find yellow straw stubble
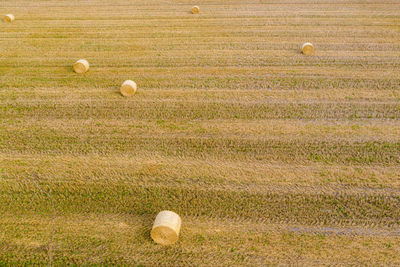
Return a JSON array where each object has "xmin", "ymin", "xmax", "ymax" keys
[
  {"xmin": 73, "ymin": 59, "xmax": 89, "ymax": 74},
  {"xmin": 4, "ymin": 14, "xmax": 15, "ymax": 22},
  {"xmin": 191, "ymin": 6, "xmax": 200, "ymax": 14},
  {"xmin": 120, "ymin": 80, "xmax": 137, "ymax": 96},
  {"xmin": 151, "ymin": 211, "xmax": 182, "ymax": 245},
  {"xmin": 302, "ymin": 42, "xmax": 314, "ymax": 55}
]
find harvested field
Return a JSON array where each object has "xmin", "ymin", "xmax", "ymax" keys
[{"xmin": 0, "ymin": 0, "xmax": 399, "ymax": 265}]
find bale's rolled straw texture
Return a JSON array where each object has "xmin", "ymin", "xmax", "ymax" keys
[
  {"xmin": 191, "ymin": 6, "xmax": 200, "ymax": 14},
  {"xmin": 4, "ymin": 14, "xmax": 15, "ymax": 22},
  {"xmin": 120, "ymin": 80, "xmax": 137, "ymax": 96},
  {"xmin": 151, "ymin": 211, "xmax": 181, "ymax": 245},
  {"xmin": 73, "ymin": 59, "xmax": 89, "ymax": 74},
  {"xmin": 302, "ymin": 42, "xmax": 314, "ymax": 55}
]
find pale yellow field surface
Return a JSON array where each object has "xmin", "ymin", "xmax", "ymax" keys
[{"xmin": 0, "ymin": 0, "xmax": 399, "ymax": 265}]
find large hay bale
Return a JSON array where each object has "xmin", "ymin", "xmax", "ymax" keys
[
  {"xmin": 73, "ymin": 59, "xmax": 89, "ymax": 74},
  {"xmin": 302, "ymin": 42, "xmax": 314, "ymax": 55},
  {"xmin": 191, "ymin": 6, "xmax": 200, "ymax": 14},
  {"xmin": 4, "ymin": 14, "xmax": 15, "ymax": 22},
  {"xmin": 151, "ymin": 211, "xmax": 181, "ymax": 245},
  {"xmin": 120, "ymin": 80, "xmax": 137, "ymax": 97}
]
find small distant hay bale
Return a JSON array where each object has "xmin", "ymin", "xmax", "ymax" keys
[
  {"xmin": 4, "ymin": 14, "xmax": 15, "ymax": 22},
  {"xmin": 151, "ymin": 211, "xmax": 181, "ymax": 245},
  {"xmin": 302, "ymin": 42, "xmax": 314, "ymax": 55},
  {"xmin": 120, "ymin": 80, "xmax": 137, "ymax": 97},
  {"xmin": 191, "ymin": 6, "xmax": 200, "ymax": 14},
  {"xmin": 73, "ymin": 59, "xmax": 89, "ymax": 74}
]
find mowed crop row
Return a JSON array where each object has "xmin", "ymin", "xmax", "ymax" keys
[
  {"xmin": 1, "ymin": 213, "xmax": 398, "ymax": 266},
  {"xmin": 1, "ymin": 123, "xmax": 400, "ymax": 163},
  {"xmin": 0, "ymin": 0, "xmax": 399, "ymax": 265}
]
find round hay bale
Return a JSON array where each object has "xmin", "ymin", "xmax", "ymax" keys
[
  {"xmin": 191, "ymin": 6, "xmax": 200, "ymax": 14},
  {"xmin": 120, "ymin": 80, "xmax": 137, "ymax": 97},
  {"xmin": 73, "ymin": 59, "xmax": 89, "ymax": 74},
  {"xmin": 4, "ymin": 14, "xmax": 15, "ymax": 22},
  {"xmin": 302, "ymin": 42, "xmax": 314, "ymax": 55},
  {"xmin": 151, "ymin": 210, "xmax": 181, "ymax": 245}
]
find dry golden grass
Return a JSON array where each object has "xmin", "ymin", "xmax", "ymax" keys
[{"xmin": 0, "ymin": 0, "xmax": 399, "ymax": 265}]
